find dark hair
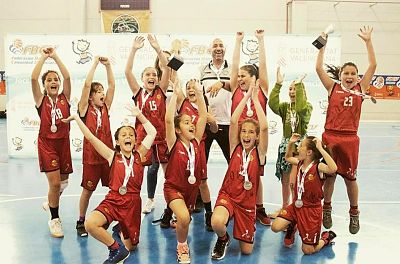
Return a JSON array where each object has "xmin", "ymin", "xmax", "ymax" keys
[
  {"xmin": 154, "ymin": 50, "xmax": 171, "ymax": 80},
  {"xmin": 90, "ymin": 82, "xmax": 103, "ymax": 96},
  {"xmin": 325, "ymin": 62, "xmax": 358, "ymax": 81},
  {"xmin": 41, "ymin": 70, "xmax": 60, "ymax": 85},
  {"xmin": 174, "ymin": 113, "xmax": 185, "ymax": 129},
  {"xmin": 240, "ymin": 64, "xmax": 259, "ymax": 80},
  {"xmin": 113, "ymin": 125, "xmax": 136, "ymax": 152},
  {"xmin": 303, "ymin": 136, "xmax": 330, "ymax": 161}
]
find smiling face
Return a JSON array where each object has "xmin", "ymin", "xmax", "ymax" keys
[
  {"xmin": 237, "ymin": 69, "xmax": 252, "ymax": 91},
  {"xmin": 340, "ymin": 64, "xmax": 359, "ymax": 89},
  {"xmin": 115, "ymin": 126, "xmax": 136, "ymax": 156},
  {"xmin": 239, "ymin": 120, "xmax": 259, "ymax": 152},
  {"xmin": 89, "ymin": 83, "xmax": 105, "ymax": 108},
  {"xmin": 42, "ymin": 71, "xmax": 61, "ymax": 97},
  {"xmin": 288, "ymin": 81, "xmax": 296, "ymax": 103},
  {"xmin": 186, "ymin": 80, "xmax": 197, "ymax": 103},
  {"xmin": 175, "ymin": 114, "xmax": 195, "ymax": 141},
  {"xmin": 211, "ymin": 39, "xmax": 225, "ymax": 62},
  {"xmin": 141, "ymin": 67, "xmax": 158, "ymax": 91}
]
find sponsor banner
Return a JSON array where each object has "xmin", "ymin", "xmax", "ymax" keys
[
  {"xmin": 101, "ymin": 10, "xmax": 150, "ymax": 33},
  {"xmin": 4, "ymin": 34, "xmax": 341, "ymax": 161},
  {"xmin": 367, "ymin": 75, "xmax": 400, "ymax": 99}
]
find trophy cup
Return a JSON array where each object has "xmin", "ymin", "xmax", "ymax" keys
[
  {"xmin": 312, "ymin": 24, "xmax": 334, "ymax": 49},
  {"xmin": 167, "ymin": 53, "xmax": 184, "ymax": 71}
]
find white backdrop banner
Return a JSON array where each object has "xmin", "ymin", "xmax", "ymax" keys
[{"xmin": 4, "ymin": 34, "xmax": 341, "ymax": 161}]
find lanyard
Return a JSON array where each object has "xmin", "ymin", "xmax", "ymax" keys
[
  {"xmin": 340, "ymin": 84, "xmax": 376, "ymax": 103},
  {"xmin": 240, "ymin": 147, "xmax": 255, "ymax": 183},
  {"xmin": 210, "ymin": 63, "xmax": 222, "ymax": 81},
  {"xmin": 242, "ymin": 90, "xmax": 253, "ymax": 117},
  {"xmin": 94, "ymin": 107, "xmax": 102, "ymax": 134},
  {"xmin": 48, "ymin": 95, "xmax": 58, "ymax": 132},
  {"xmin": 120, "ymin": 154, "xmax": 134, "ymax": 189},
  {"xmin": 296, "ymin": 161, "xmax": 314, "ymax": 200},
  {"xmin": 183, "ymin": 141, "xmax": 195, "ymax": 177},
  {"xmin": 289, "ymin": 103, "xmax": 297, "ymax": 133},
  {"xmin": 140, "ymin": 89, "xmax": 152, "ymax": 111}
]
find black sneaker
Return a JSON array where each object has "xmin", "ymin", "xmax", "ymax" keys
[
  {"xmin": 205, "ymin": 211, "xmax": 213, "ymax": 232},
  {"xmin": 193, "ymin": 193, "xmax": 204, "ymax": 213},
  {"xmin": 103, "ymin": 244, "xmax": 130, "ymax": 264},
  {"xmin": 152, "ymin": 208, "xmax": 173, "ymax": 228},
  {"xmin": 321, "ymin": 230, "xmax": 337, "ymax": 246},
  {"xmin": 211, "ymin": 233, "xmax": 230, "ymax": 260},
  {"xmin": 76, "ymin": 221, "xmax": 88, "ymax": 237}
]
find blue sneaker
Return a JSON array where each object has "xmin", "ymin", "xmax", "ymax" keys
[{"xmin": 103, "ymin": 244, "xmax": 129, "ymax": 264}]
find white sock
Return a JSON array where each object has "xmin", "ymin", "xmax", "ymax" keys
[{"xmin": 60, "ymin": 179, "xmax": 69, "ymax": 195}]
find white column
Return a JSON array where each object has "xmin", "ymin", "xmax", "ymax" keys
[
  {"xmin": 69, "ymin": 0, "xmax": 87, "ymax": 33},
  {"xmin": 291, "ymin": 1, "xmax": 308, "ymax": 34}
]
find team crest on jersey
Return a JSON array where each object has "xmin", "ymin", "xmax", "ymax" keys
[
  {"xmin": 51, "ymin": 159, "xmax": 58, "ymax": 167},
  {"xmin": 219, "ymin": 199, "xmax": 227, "ymax": 205},
  {"xmin": 104, "ymin": 207, "xmax": 110, "ymax": 214},
  {"xmin": 280, "ymin": 209, "xmax": 287, "ymax": 216},
  {"xmin": 87, "ymin": 181, "xmax": 93, "ymax": 188},
  {"xmin": 308, "ymin": 174, "xmax": 315, "ymax": 181},
  {"xmin": 60, "ymin": 99, "xmax": 65, "ymax": 105},
  {"xmin": 157, "ymin": 94, "xmax": 161, "ymax": 100}
]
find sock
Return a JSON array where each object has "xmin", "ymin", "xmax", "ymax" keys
[
  {"xmin": 349, "ymin": 205, "xmax": 359, "ymax": 215},
  {"xmin": 204, "ymin": 202, "xmax": 212, "ymax": 212},
  {"xmin": 256, "ymin": 204, "xmax": 264, "ymax": 211},
  {"xmin": 177, "ymin": 241, "xmax": 188, "ymax": 248},
  {"xmin": 218, "ymin": 233, "xmax": 228, "ymax": 241},
  {"xmin": 49, "ymin": 206, "xmax": 59, "ymax": 220},
  {"xmin": 60, "ymin": 179, "xmax": 69, "ymax": 195},
  {"xmin": 78, "ymin": 216, "xmax": 85, "ymax": 222},
  {"xmin": 108, "ymin": 240, "xmax": 119, "ymax": 250},
  {"xmin": 323, "ymin": 201, "xmax": 332, "ymax": 209}
]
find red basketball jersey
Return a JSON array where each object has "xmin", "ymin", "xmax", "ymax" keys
[
  {"xmin": 293, "ymin": 161, "xmax": 323, "ymax": 207},
  {"xmin": 108, "ymin": 152, "xmax": 144, "ymax": 196},
  {"xmin": 218, "ymin": 144, "xmax": 261, "ymax": 209},
  {"xmin": 82, "ymin": 104, "xmax": 113, "ymax": 165},
  {"xmin": 164, "ymin": 139, "xmax": 202, "ymax": 190},
  {"xmin": 37, "ymin": 93, "xmax": 70, "ymax": 139},
  {"xmin": 324, "ymin": 83, "xmax": 363, "ymax": 133},
  {"xmin": 231, "ymin": 88, "xmax": 267, "ymax": 123},
  {"xmin": 133, "ymin": 87, "xmax": 166, "ymax": 144},
  {"xmin": 178, "ymin": 98, "xmax": 206, "ymax": 141}
]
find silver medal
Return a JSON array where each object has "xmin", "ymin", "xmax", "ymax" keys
[
  {"xmin": 188, "ymin": 175, "xmax": 196, "ymax": 185},
  {"xmin": 50, "ymin": 124, "xmax": 57, "ymax": 133},
  {"xmin": 119, "ymin": 186, "xmax": 127, "ymax": 195},
  {"xmin": 246, "ymin": 109, "xmax": 253, "ymax": 117},
  {"xmin": 243, "ymin": 180, "xmax": 252, "ymax": 190},
  {"xmin": 295, "ymin": 199, "xmax": 303, "ymax": 208}
]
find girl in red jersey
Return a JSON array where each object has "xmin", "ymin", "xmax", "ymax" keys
[
  {"xmin": 211, "ymin": 79, "xmax": 268, "ymax": 260},
  {"xmin": 63, "ymin": 103, "xmax": 156, "ymax": 264},
  {"xmin": 230, "ymin": 30, "xmax": 271, "ymax": 225},
  {"xmin": 176, "ymin": 79, "xmax": 218, "ymax": 231},
  {"xmin": 271, "ymin": 133, "xmax": 337, "ymax": 254},
  {"xmin": 125, "ymin": 34, "xmax": 170, "ymax": 214},
  {"xmin": 316, "ymin": 26, "xmax": 377, "ymax": 234},
  {"xmin": 75, "ymin": 56, "xmax": 115, "ymax": 237},
  {"xmin": 164, "ymin": 80, "xmax": 207, "ymax": 264},
  {"xmin": 31, "ymin": 47, "xmax": 72, "ymax": 238}
]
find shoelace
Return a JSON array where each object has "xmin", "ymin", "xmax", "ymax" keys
[
  {"xmin": 214, "ymin": 239, "xmax": 227, "ymax": 255},
  {"xmin": 177, "ymin": 245, "xmax": 190, "ymax": 261}
]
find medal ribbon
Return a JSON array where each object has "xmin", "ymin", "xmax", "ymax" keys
[
  {"xmin": 94, "ymin": 107, "xmax": 102, "ymax": 134},
  {"xmin": 120, "ymin": 154, "xmax": 134, "ymax": 190},
  {"xmin": 140, "ymin": 89, "xmax": 152, "ymax": 111},
  {"xmin": 296, "ymin": 161, "xmax": 314, "ymax": 201},
  {"xmin": 183, "ymin": 141, "xmax": 195, "ymax": 179},
  {"xmin": 240, "ymin": 147, "xmax": 255, "ymax": 184},
  {"xmin": 210, "ymin": 63, "xmax": 222, "ymax": 81},
  {"xmin": 48, "ymin": 95, "xmax": 58, "ymax": 129},
  {"xmin": 289, "ymin": 103, "xmax": 297, "ymax": 133},
  {"xmin": 340, "ymin": 83, "xmax": 374, "ymax": 101}
]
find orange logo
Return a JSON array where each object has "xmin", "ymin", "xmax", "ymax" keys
[
  {"xmin": 104, "ymin": 207, "xmax": 110, "ymax": 214},
  {"xmin": 220, "ymin": 199, "xmax": 227, "ymax": 204},
  {"xmin": 308, "ymin": 174, "xmax": 315, "ymax": 181},
  {"xmin": 87, "ymin": 181, "xmax": 93, "ymax": 188},
  {"xmin": 51, "ymin": 159, "xmax": 58, "ymax": 167},
  {"xmin": 280, "ymin": 209, "xmax": 287, "ymax": 215},
  {"xmin": 157, "ymin": 94, "xmax": 161, "ymax": 100}
]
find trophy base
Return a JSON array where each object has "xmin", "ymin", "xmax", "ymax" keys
[
  {"xmin": 167, "ymin": 54, "xmax": 184, "ymax": 71},
  {"xmin": 312, "ymin": 36, "xmax": 327, "ymax": 49}
]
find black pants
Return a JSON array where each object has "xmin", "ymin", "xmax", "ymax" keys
[{"xmin": 205, "ymin": 125, "xmax": 230, "ymax": 164}]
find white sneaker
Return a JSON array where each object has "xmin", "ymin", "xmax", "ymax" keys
[
  {"xmin": 142, "ymin": 199, "xmax": 155, "ymax": 214},
  {"xmin": 48, "ymin": 218, "xmax": 64, "ymax": 238}
]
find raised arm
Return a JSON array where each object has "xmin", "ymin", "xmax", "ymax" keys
[
  {"xmin": 315, "ymin": 35, "xmax": 335, "ymax": 94},
  {"xmin": 285, "ymin": 133, "xmax": 301, "ymax": 165},
  {"xmin": 230, "ymin": 32, "xmax": 244, "ymax": 94},
  {"xmin": 78, "ymin": 56, "xmax": 100, "ymax": 116},
  {"xmin": 294, "ymin": 75, "xmax": 308, "ymax": 113},
  {"xmin": 31, "ymin": 49, "xmax": 48, "ymax": 107},
  {"xmin": 255, "ymin": 29, "xmax": 269, "ymax": 95},
  {"xmin": 63, "ymin": 115, "xmax": 114, "ymax": 164},
  {"xmin": 49, "ymin": 48, "xmax": 71, "ymax": 101},
  {"xmin": 357, "ymin": 26, "xmax": 377, "ymax": 93},
  {"xmin": 100, "ymin": 57, "xmax": 116, "ymax": 110},
  {"xmin": 194, "ymin": 81, "xmax": 207, "ymax": 143},
  {"xmin": 148, "ymin": 34, "xmax": 170, "ymax": 93},
  {"xmin": 165, "ymin": 81, "xmax": 179, "ymax": 150},
  {"xmin": 315, "ymin": 138, "xmax": 337, "ymax": 175},
  {"xmin": 252, "ymin": 81, "xmax": 268, "ymax": 159},
  {"xmin": 126, "ymin": 103, "xmax": 156, "ymax": 161},
  {"xmin": 229, "ymin": 78, "xmax": 254, "ymax": 154},
  {"xmin": 125, "ymin": 36, "xmax": 145, "ymax": 96},
  {"xmin": 268, "ymin": 66, "xmax": 284, "ymax": 115}
]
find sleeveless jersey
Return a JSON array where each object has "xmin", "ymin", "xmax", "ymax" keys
[
  {"xmin": 324, "ymin": 83, "xmax": 363, "ymax": 133},
  {"xmin": 231, "ymin": 88, "xmax": 267, "ymax": 123},
  {"xmin": 218, "ymin": 144, "xmax": 261, "ymax": 209},
  {"xmin": 133, "ymin": 86, "xmax": 166, "ymax": 144},
  {"xmin": 37, "ymin": 93, "xmax": 70, "ymax": 139},
  {"xmin": 81, "ymin": 104, "xmax": 113, "ymax": 165},
  {"xmin": 178, "ymin": 98, "xmax": 206, "ymax": 141},
  {"xmin": 293, "ymin": 161, "xmax": 323, "ymax": 207},
  {"xmin": 164, "ymin": 139, "xmax": 202, "ymax": 190},
  {"xmin": 108, "ymin": 152, "xmax": 144, "ymax": 196}
]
